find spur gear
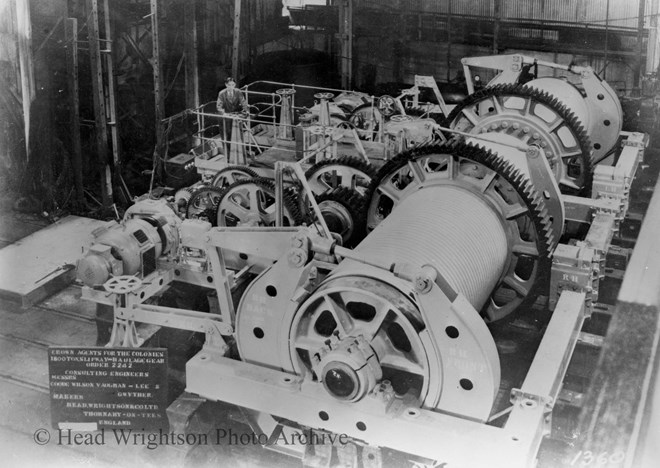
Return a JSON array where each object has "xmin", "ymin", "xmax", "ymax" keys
[
  {"xmin": 214, "ymin": 177, "xmax": 303, "ymax": 227},
  {"xmin": 313, "ymin": 187, "xmax": 367, "ymax": 248},
  {"xmin": 365, "ymin": 140, "xmax": 553, "ymax": 321},
  {"xmin": 185, "ymin": 185, "xmax": 225, "ymax": 225},
  {"xmin": 211, "ymin": 166, "xmax": 259, "ymax": 189},
  {"xmin": 305, "ymin": 155, "xmax": 377, "ymax": 196},
  {"xmin": 445, "ymin": 83, "xmax": 593, "ymax": 196}
]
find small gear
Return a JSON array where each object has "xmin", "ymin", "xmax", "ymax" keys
[
  {"xmin": 185, "ymin": 185, "xmax": 225, "ymax": 225},
  {"xmin": 313, "ymin": 187, "xmax": 367, "ymax": 248}
]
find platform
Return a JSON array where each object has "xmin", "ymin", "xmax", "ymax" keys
[{"xmin": 0, "ymin": 215, "xmax": 106, "ymax": 307}]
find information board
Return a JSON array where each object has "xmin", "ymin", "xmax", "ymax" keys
[{"xmin": 49, "ymin": 347, "xmax": 168, "ymax": 430}]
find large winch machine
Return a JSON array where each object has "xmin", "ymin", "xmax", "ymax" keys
[{"xmin": 75, "ymin": 54, "xmax": 648, "ymax": 467}]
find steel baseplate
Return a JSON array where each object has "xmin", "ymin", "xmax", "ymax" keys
[{"xmin": 185, "ymin": 291, "xmax": 585, "ymax": 468}]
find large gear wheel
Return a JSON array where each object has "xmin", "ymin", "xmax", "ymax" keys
[
  {"xmin": 445, "ymin": 83, "xmax": 593, "ymax": 196},
  {"xmin": 185, "ymin": 185, "xmax": 225, "ymax": 225},
  {"xmin": 214, "ymin": 177, "xmax": 303, "ymax": 227},
  {"xmin": 314, "ymin": 187, "xmax": 367, "ymax": 248},
  {"xmin": 305, "ymin": 155, "xmax": 377, "ymax": 196},
  {"xmin": 365, "ymin": 140, "xmax": 553, "ymax": 322},
  {"xmin": 211, "ymin": 165, "xmax": 259, "ymax": 189}
]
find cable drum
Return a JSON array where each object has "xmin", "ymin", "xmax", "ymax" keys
[{"xmin": 335, "ymin": 185, "xmax": 509, "ymax": 311}]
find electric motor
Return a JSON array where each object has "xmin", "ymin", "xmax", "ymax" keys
[{"xmin": 77, "ymin": 199, "xmax": 180, "ymax": 287}]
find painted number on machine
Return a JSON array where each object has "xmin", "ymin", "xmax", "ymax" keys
[
  {"xmin": 562, "ymin": 273, "xmax": 580, "ymax": 283},
  {"xmin": 569, "ymin": 450, "xmax": 625, "ymax": 466}
]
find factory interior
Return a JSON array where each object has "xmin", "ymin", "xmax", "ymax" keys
[{"xmin": 1, "ymin": 0, "xmax": 660, "ymax": 467}]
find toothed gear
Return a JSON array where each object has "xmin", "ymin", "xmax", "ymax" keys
[
  {"xmin": 305, "ymin": 155, "xmax": 377, "ymax": 196},
  {"xmin": 445, "ymin": 83, "xmax": 593, "ymax": 196},
  {"xmin": 214, "ymin": 177, "xmax": 303, "ymax": 227},
  {"xmin": 211, "ymin": 165, "xmax": 259, "ymax": 189},
  {"xmin": 185, "ymin": 185, "xmax": 225, "ymax": 225},
  {"xmin": 311, "ymin": 187, "xmax": 367, "ymax": 248},
  {"xmin": 364, "ymin": 140, "xmax": 553, "ymax": 322}
]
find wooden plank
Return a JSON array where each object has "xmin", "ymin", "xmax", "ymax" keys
[
  {"xmin": 618, "ymin": 175, "xmax": 660, "ymax": 306},
  {"xmin": 571, "ymin": 302, "xmax": 659, "ymax": 468},
  {"xmin": 0, "ymin": 216, "xmax": 106, "ymax": 307},
  {"xmin": 570, "ymin": 175, "xmax": 660, "ymax": 466}
]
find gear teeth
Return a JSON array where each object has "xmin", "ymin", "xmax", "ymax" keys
[
  {"xmin": 365, "ymin": 139, "xmax": 555, "ymax": 320},
  {"xmin": 213, "ymin": 177, "xmax": 304, "ymax": 226},
  {"xmin": 186, "ymin": 185, "xmax": 226, "ymax": 226},
  {"xmin": 445, "ymin": 83, "xmax": 593, "ymax": 196},
  {"xmin": 315, "ymin": 186, "xmax": 367, "ymax": 247},
  {"xmin": 305, "ymin": 155, "xmax": 377, "ymax": 185},
  {"xmin": 211, "ymin": 165, "xmax": 260, "ymax": 188}
]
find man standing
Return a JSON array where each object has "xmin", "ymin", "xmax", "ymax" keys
[
  {"xmin": 216, "ymin": 77, "xmax": 248, "ymax": 156},
  {"xmin": 216, "ymin": 77, "xmax": 248, "ymax": 115}
]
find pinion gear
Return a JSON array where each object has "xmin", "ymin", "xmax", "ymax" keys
[
  {"xmin": 185, "ymin": 185, "xmax": 225, "ymax": 225},
  {"xmin": 313, "ymin": 187, "xmax": 367, "ymax": 248}
]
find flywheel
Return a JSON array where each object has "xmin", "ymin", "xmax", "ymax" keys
[
  {"xmin": 445, "ymin": 84, "xmax": 593, "ymax": 196},
  {"xmin": 364, "ymin": 140, "xmax": 553, "ymax": 321},
  {"xmin": 214, "ymin": 178, "xmax": 303, "ymax": 227}
]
